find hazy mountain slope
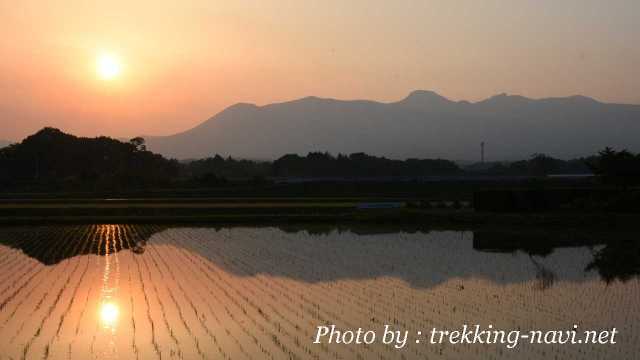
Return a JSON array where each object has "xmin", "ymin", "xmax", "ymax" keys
[
  {"xmin": 0, "ymin": 140, "xmax": 12, "ymax": 149},
  {"xmin": 145, "ymin": 91, "xmax": 640, "ymax": 160}
]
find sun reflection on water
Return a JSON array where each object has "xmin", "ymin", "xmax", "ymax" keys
[
  {"xmin": 100, "ymin": 301, "xmax": 120, "ymax": 328},
  {"xmin": 98, "ymin": 225, "xmax": 121, "ymax": 335}
]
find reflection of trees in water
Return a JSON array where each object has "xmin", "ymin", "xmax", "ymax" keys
[
  {"xmin": 132, "ymin": 238, "xmax": 147, "ymax": 254},
  {"xmin": 0, "ymin": 224, "xmax": 164, "ymax": 265},
  {"xmin": 0, "ymin": 224, "xmax": 638, "ymax": 285},
  {"xmin": 586, "ymin": 241, "xmax": 640, "ymax": 284},
  {"xmin": 529, "ymin": 255, "xmax": 556, "ymax": 290},
  {"xmin": 473, "ymin": 229, "xmax": 640, "ymax": 284}
]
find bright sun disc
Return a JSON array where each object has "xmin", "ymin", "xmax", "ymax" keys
[{"xmin": 96, "ymin": 53, "xmax": 122, "ymax": 80}]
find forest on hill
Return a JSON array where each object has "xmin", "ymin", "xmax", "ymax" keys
[
  {"xmin": 0, "ymin": 128, "xmax": 180, "ymax": 191},
  {"xmin": 1, "ymin": 128, "xmax": 637, "ymax": 192}
]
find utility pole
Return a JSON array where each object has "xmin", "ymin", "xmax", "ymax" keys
[{"xmin": 481, "ymin": 142, "xmax": 485, "ymax": 163}]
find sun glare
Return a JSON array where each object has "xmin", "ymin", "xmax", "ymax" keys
[
  {"xmin": 100, "ymin": 301, "xmax": 120, "ymax": 328},
  {"xmin": 96, "ymin": 53, "xmax": 122, "ymax": 80}
]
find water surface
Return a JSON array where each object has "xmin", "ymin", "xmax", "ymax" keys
[{"xmin": 0, "ymin": 225, "xmax": 638, "ymax": 359}]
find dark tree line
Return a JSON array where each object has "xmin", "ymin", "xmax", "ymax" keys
[
  {"xmin": 587, "ymin": 147, "xmax": 640, "ymax": 187},
  {"xmin": 1, "ymin": 128, "xmax": 638, "ymax": 192},
  {"xmin": 0, "ymin": 128, "xmax": 461, "ymax": 191},
  {"xmin": 183, "ymin": 155, "xmax": 271, "ymax": 186},
  {"xmin": 272, "ymin": 152, "xmax": 462, "ymax": 177},
  {"xmin": 0, "ymin": 128, "xmax": 180, "ymax": 191},
  {"xmin": 479, "ymin": 154, "xmax": 593, "ymax": 176}
]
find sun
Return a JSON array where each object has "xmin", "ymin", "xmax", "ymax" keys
[{"xmin": 96, "ymin": 53, "xmax": 122, "ymax": 80}]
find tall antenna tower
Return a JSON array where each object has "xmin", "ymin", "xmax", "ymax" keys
[{"xmin": 481, "ymin": 142, "xmax": 485, "ymax": 163}]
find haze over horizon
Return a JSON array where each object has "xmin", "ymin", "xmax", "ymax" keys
[
  {"xmin": 2, "ymin": 0, "xmax": 640, "ymax": 141},
  {"xmin": 4, "ymin": 90, "xmax": 639, "ymax": 143}
]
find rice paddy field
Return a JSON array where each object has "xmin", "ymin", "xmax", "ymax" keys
[{"xmin": 0, "ymin": 225, "xmax": 638, "ymax": 359}]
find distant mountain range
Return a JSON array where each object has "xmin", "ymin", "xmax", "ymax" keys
[
  {"xmin": 145, "ymin": 91, "xmax": 640, "ymax": 161},
  {"xmin": 0, "ymin": 140, "xmax": 12, "ymax": 149}
]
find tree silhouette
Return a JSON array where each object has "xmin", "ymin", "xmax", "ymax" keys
[
  {"xmin": 129, "ymin": 137, "xmax": 147, "ymax": 152},
  {"xmin": 0, "ymin": 128, "xmax": 179, "ymax": 191},
  {"xmin": 587, "ymin": 147, "xmax": 640, "ymax": 187}
]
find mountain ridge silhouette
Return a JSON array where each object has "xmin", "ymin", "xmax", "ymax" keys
[{"xmin": 144, "ymin": 90, "xmax": 640, "ymax": 161}]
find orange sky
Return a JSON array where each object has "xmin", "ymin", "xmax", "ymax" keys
[{"xmin": 1, "ymin": 0, "xmax": 639, "ymax": 141}]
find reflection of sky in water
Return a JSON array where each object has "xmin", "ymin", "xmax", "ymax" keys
[
  {"xmin": 168, "ymin": 228, "xmax": 602, "ymax": 287},
  {"xmin": 0, "ymin": 226, "xmax": 637, "ymax": 360}
]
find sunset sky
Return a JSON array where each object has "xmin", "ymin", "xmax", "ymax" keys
[{"xmin": 1, "ymin": 0, "xmax": 639, "ymax": 141}]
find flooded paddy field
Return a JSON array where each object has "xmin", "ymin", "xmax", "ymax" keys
[{"xmin": 0, "ymin": 225, "xmax": 638, "ymax": 359}]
